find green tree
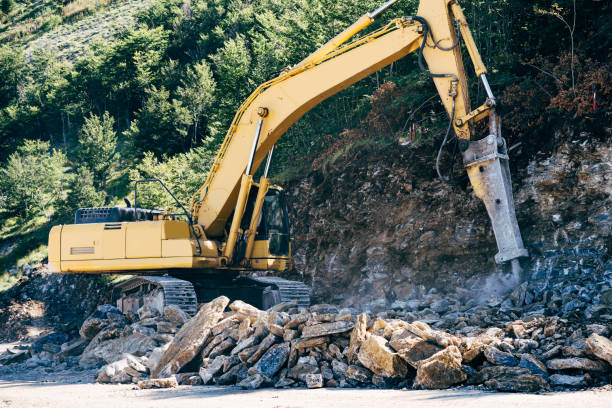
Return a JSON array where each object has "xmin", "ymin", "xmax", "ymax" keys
[
  {"xmin": 76, "ymin": 112, "xmax": 119, "ymax": 191},
  {"xmin": 209, "ymin": 34, "xmax": 252, "ymax": 139},
  {"xmin": 0, "ymin": 140, "xmax": 68, "ymax": 220},
  {"xmin": 123, "ymin": 85, "xmax": 192, "ymax": 157},
  {"xmin": 129, "ymin": 142, "xmax": 216, "ymax": 209},
  {"xmin": 176, "ymin": 61, "xmax": 216, "ymax": 146},
  {"xmin": 54, "ymin": 167, "xmax": 105, "ymax": 223},
  {"xmin": 0, "ymin": 45, "xmax": 27, "ymax": 108},
  {"xmin": 1, "ymin": 0, "xmax": 15, "ymax": 15}
]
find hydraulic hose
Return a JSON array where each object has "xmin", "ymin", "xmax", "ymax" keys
[
  {"xmin": 412, "ymin": 16, "xmax": 458, "ymax": 82},
  {"xmin": 412, "ymin": 15, "xmax": 467, "ymax": 185},
  {"xmin": 435, "ymin": 96, "xmax": 466, "ymax": 185}
]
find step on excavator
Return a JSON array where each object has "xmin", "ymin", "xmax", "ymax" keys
[{"xmin": 48, "ymin": 0, "xmax": 528, "ymax": 316}]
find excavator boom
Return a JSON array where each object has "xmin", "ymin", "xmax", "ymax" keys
[{"xmin": 191, "ymin": 0, "xmax": 527, "ymax": 265}]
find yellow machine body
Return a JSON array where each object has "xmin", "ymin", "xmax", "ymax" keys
[{"xmin": 48, "ymin": 219, "xmax": 291, "ymax": 274}]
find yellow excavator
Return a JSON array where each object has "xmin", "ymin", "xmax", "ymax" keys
[{"xmin": 48, "ymin": 0, "xmax": 528, "ymax": 315}]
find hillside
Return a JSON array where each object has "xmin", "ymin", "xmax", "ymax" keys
[
  {"xmin": 1, "ymin": 0, "xmax": 152, "ymax": 59},
  {"xmin": 0, "ymin": 0, "xmax": 610, "ymax": 304},
  {"xmin": 23, "ymin": 0, "xmax": 158, "ymax": 61}
]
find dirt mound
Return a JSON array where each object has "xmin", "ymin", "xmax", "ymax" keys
[{"xmin": 0, "ymin": 267, "xmax": 108, "ymax": 342}]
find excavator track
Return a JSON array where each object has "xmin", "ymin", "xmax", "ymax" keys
[
  {"xmin": 246, "ymin": 276, "xmax": 311, "ymax": 308},
  {"xmin": 112, "ymin": 274, "xmax": 310, "ymax": 317},
  {"xmin": 113, "ymin": 276, "xmax": 198, "ymax": 317}
]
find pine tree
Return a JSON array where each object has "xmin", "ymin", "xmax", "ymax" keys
[
  {"xmin": 0, "ymin": 140, "xmax": 68, "ymax": 220},
  {"xmin": 54, "ymin": 167, "xmax": 105, "ymax": 223},
  {"xmin": 76, "ymin": 112, "xmax": 119, "ymax": 191},
  {"xmin": 123, "ymin": 86, "xmax": 192, "ymax": 157},
  {"xmin": 176, "ymin": 61, "xmax": 216, "ymax": 147},
  {"xmin": 0, "ymin": 0, "xmax": 15, "ymax": 15}
]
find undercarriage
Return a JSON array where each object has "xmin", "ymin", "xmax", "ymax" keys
[{"xmin": 112, "ymin": 272, "xmax": 310, "ymax": 317}]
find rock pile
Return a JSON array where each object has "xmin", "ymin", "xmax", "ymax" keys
[{"xmin": 1, "ymin": 296, "xmax": 610, "ymax": 392}]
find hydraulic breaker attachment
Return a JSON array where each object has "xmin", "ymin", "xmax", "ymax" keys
[{"xmin": 462, "ymin": 114, "xmax": 528, "ymax": 265}]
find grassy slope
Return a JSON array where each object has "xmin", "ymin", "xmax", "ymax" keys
[
  {"xmin": 1, "ymin": 0, "xmax": 155, "ymax": 61},
  {"xmin": 24, "ymin": 0, "xmax": 158, "ymax": 61}
]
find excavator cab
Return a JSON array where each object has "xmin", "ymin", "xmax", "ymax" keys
[
  {"xmin": 241, "ymin": 187, "xmax": 290, "ymax": 256},
  {"xmin": 234, "ymin": 185, "xmax": 291, "ymax": 267}
]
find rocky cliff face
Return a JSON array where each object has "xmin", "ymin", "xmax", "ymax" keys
[{"xmin": 284, "ymin": 136, "xmax": 610, "ymax": 310}]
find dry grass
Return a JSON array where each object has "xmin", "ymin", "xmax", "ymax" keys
[
  {"xmin": 23, "ymin": 0, "xmax": 157, "ymax": 61},
  {"xmin": 62, "ymin": 0, "xmax": 113, "ymax": 19}
]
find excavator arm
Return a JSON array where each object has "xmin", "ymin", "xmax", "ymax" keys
[
  {"xmin": 190, "ymin": 0, "xmax": 527, "ymax": 266},
  {"xmin": 46, "ymin": 0, "xmax": 528, "ymax": 317}
]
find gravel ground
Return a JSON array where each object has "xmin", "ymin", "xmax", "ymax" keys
[{"xmin": 0, "ymin": 371, "xmax": 610, "ymax": 408}]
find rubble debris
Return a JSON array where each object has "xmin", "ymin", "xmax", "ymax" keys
[
  {"xmin": 151, "ymin": 296, "xmax": 229, "ymax": 378},
  {"xmin": 2, "ymin": 293, "xmax": 611, "ymax": 393},
  {"xmin": 306, "ymin": 373, "xmax": 324, "ymax": 388},
  {"xmin": 0, "ymin": 349, "xmax": 29, "ymax": 365}
]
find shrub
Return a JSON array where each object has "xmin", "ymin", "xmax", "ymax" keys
[
  {"xmin": 0, "ymin": 140, "xmax": 68, "ymax": 221},
  {"xmin": 54, "ymin": 167, "xmax": 105, "ymax": 223}
]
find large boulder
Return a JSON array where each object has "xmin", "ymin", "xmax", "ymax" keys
[
  {"xmin": 413, "ymin": 346, "xmax": 466, "ymax": 389},
  {"xmin": 96, "ymin": 354, "xmax": 149, "ymax": 384},
  {"xmin": 460, "ymin": 335, "xmax": 495, "ymax": 363},
  {"xmin": 395, "ymin": 338, "xmax": 442, "ymax": 368},
  {"xmin": 467, "ymin": 366, "xmax": 530, "ymax": 384},
  {"xmin": 346, "ymin": 365, "xmax": 373, "ymax": 383},
  {"xmin": 357, "ymin": 334, "xmax": 407, "ymax": 378},
  {"xmin": 79, "ymin": 331, "xmax": 156, "ymax": 368},
  {"xmin": 546, "ymin": 357, "xmax": 608, "ymax": 371},
  {"xmin": 251, "ymin": 342, "xmax": 290, "ymax": 378},
  {"xmin": 585, "ymin": 333, "xmax": 612, "ymax": 365},
  {"xmin": 485, "ymin": 374, "xmax": 549, "ymax": 392},
  {"xmin": 301, "ymin": 321, "xmax": 354, "ymax": 338},
  {"xmin": 484, "ymin": 345, "xmax": 518, "ymax": 366},
  {"xmin": 80, "ymin": 318, "xmax": 108, "ymax": 340},
  {"xmin": 549, "ymin": 374, "xmax": 587, "ymax": 387},
  {"xmin": 80, "ymin": 305, "xmax": 127, "ymax": 339},
  {"xmin": 238, "ymin": 373, "xmax": 265, "ymax": 389},
  {"xmin": 347, "ymin": 313, "xmax": 368, "ymax": 364},
  {"xmin": 518, "ymin": 354, "xmax": 548, "ymax": 376},
  {"xmin": 163, "ymin": 305, "xmax": 190, "ymax": 326},
  {"xmin": 467, "ymin": 366, "xmax": 549, "ymax": 392},
  {"xmin": 151, "ymin": 296, "xmax": 229, "ymax": 378}
]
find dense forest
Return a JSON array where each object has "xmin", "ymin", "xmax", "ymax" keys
[{"xmin": 0, "ymin": 0, "xmax": 609, "ymax": 280}]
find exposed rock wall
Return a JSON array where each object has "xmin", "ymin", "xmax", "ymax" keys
[{"xmin": 284, "ymin": 138, "xmax": 610, "ymax": 309}]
